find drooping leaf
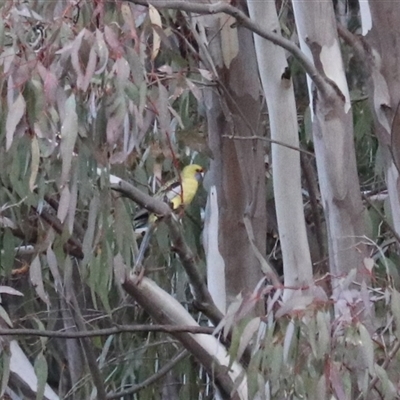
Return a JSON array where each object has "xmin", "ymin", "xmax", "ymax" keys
[
  {"xmin": 0, "ymin": 286, "xmax": 23, "ymax": 296},
  {"xmin": 358, "ymin": 323, "xmax": 374, "ymax": 374},
  {"xmin": 60, "ymin": 94, "xmax": 78, "ymax": 185},
  {"xmin": 33, "ymin": 352, "xmax": 48, "ymax": 400},
  {"xmin": 29, "ymin": 136, "xmax": 40, "ymax": 192},
  {"xmin": 57, "ymin": 185, "xmax": 70, "ymax": 223},
  {"xmin": 29, "ymin": 255, "xmax": 50, "ymax": 306},
  {"xmin": 149, "ymin": 5, "xmax": 162, "ymax": 60},
  {"xmin": 6, "ymin": 93, "xmax": 25, "ymax": 151},
  {"xmin": 0, "ymin": 305, "xmax": 13, "ymax": 327},
  {"xmin": 82, "ymin": 193, "xmax": 100, "ymax": 266}
]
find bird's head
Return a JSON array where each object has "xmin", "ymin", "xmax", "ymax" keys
[{"xmin": 182, "ymin": 164, "xmax": 204, "ymax": 182}]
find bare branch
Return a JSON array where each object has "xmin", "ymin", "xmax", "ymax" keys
[
  {"xmin": 35, "ymin": 207, "xmax": 84, "ymax": 259},
  {"xmin": 243, "ymin": 216, "xmax": 281, "ymax": 287},
  {"xmin": 222, "ymin": 134, "xmax": 315, "ymax": 157},
  {"xmin": 106, "ymin": 350, "xmax": 188, "ymax": 399},
  {"xmin": 69, "ymin": 288, "xmax": 107, "ymax": 400},
  {"xmin": 0, "ymin": 325, "xmax": 214, "ymax": 338},
  {"xmin": 116, "ymin": 265, "xmax": 246, "ymax": 399},
  {"xmin": 165, "ymin": 218, "xmax": 224, "ymax": 324},
  {"xmin": 110, "ymin": 178, "xmax": 224, "ymax": 324},
  {"xmin": 126, "ymin": 0, "xmax": 332, "ymax": 97},
  {"xmin": 110, "ymin": 178, "xmax": 172, "ymax": 217}
]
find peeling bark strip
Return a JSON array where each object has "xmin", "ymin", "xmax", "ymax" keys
[
  {"xmin": 198, "ymin": 7, "xmax": 267, "ymax": 303},
  {"xmin": 292, "ymin": 1, "xmax": 367, "ymax": 283},
  {"xmin": 361, "ymin": 2, "xmax": 400, "ymax": 236}
]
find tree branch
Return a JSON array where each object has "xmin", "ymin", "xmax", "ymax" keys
[
  {"xmin": 0, "ymin": 325, "xmax": 214, "ymax": 338},
  {"xmin": 109, "ymin": 177, "xmax": 224, "ymax": 325},
  {"xmin": 165, "ymin": 218, "xmax": 224, "ymax": 324},
  {"xmin": 106, "ymin": 350, "xmax": 188, "ymax": 399},
  {"xmin": 126, "ymin": 0, "xmax": 333, "ymax": 97},
  {"xmin": 35, "ymin": 207, "xmax": 84, "ymax": 259},
  {"xmin": 69, "ymin": 288, "xmax": 107, "ymax": 400},
  {"xmin": 222, "ymin": 134, "xmax": 315, "ymax": 157},
  {"xmin": 110, "ymin": 178, "xmax": 173, "ymax": 217},
  {"xmin": 115, "ymin": 264, "xmax": 246, "ymax": 399}
]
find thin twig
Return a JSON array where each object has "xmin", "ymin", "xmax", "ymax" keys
[
  {"xmin": 109, "ymin": 176, "xmax": 224, "ymax": 325},
  {"xmin": 126, "ymin": 0, "xmax": 333, "ymax": 99},
  {"xmin": 355, "ymin": 339, "xmax": 400, "ymax": 400},
  {"xmin": 362, "ymin": 193, "xmax": 400, "ymax": 244},
  {"xmin": 222, "ymin": 134, "xmax": 315, "ymax": 157},
  {"xmin": 0, "ymin": 324, "xmax": 213, "ymax": 338},
  {"xmin": 243, "ymin": 215, "xmax": 281, "ymax": 287},
  {"xmin": 106, "ymin": 350, "xmax": 189, "ymax": 399},
  {"xmin": 35, "ymin": 207, "xmax": 84, "ymax": 259},
  {"xmin": 70, "ymin": 290, "xmax": 107, "ymax": 400}
]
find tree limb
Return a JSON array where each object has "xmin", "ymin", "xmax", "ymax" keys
[
  {"xmin": 109, "ymin": 178, "xmax": 224, "ymax": 325},
  {"xmin": 0, "ymin": 325, "xmax": 214, "ymax": 338},
  {"xmin": 115, "ymin": 262, "xmax": 247, "ymax": 400},
  {"xmin": 125, "ymin": 0, "xmax": 333, "ymax": 98}
]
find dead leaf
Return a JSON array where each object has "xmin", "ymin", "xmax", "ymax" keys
[{"xmin": 149, "ymin": 5, "xmax": 162, "ymax": 60}]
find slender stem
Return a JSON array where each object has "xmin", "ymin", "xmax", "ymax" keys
[
  {"xmin": 0, "ymin": 325, "xmax": 214, "ymax": 338},
  {"xmin": 106, "ymin": 350, "xmax": 189, "ymax": 399}
]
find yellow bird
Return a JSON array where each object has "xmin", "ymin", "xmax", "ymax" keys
[
  {"xmin": 134, "ymin": 164, "xmax": 204, "ymax": 228},
  {"xmin": 133, "ymin": 164, "xmax": 204, "ymax": 269},
  {"xmin": 157, "ymin": 164, "xmax": 204, "ymax": 210}
]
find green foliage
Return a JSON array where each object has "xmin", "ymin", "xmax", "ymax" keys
[
  {"xmin": 0, "ymin": 1, "xmax": 400, "ymax": 399},
  {"xmin": 0, "ymin": 0, "xmax": 208, "ymax": 397}
]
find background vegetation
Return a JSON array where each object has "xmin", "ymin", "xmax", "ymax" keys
[{"xmin": 0, "ymin": 1, "xmax": 399, "ymax": 399}]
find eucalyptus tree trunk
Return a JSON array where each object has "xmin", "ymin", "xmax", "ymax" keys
[
  {"xmin": 246, "ymin": 1, "xmax": 313, "ymax": 297},
  {"xmin": 359, "ymin": 2, "xmax": 400, "ymax": 236},
  {"xmin": 292, "ymin": 1, "xmax": 367, "ymax": 284},
  {"xmin": 195, "ymin": 12, "xmax": 266, "ymax": 304}
]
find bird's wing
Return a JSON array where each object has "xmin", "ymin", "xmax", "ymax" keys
[{"xmin": 133, "ymin": 166, "xmax": 202, "ymax": 229}]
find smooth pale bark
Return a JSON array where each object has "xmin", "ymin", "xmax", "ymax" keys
[
  {"xmin": 197, "ymin": 14, "xmax": 266, "ymax": 303},
  {"xmin": 203, "ymin": 186, "xmax": 226, "ymax": 313},
  {"xmin": 6, "ymin": 340, "xmax": 60, "ymax": 400},
  {"xmin": 292, "ymin": 2, "xmax": 367, "ymax": 283},
  {"xmin": 247, "ymin": 1, "xmax": 313, "ymax": 297},
  {"xmin": 116, "ymin": 261, "xmax": 247, "ymax": 400},
  {"xmin": 360, "ymin": 2, "xmax": 400, "ymax": 236}
]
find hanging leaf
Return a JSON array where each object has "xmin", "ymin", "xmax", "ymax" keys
[
  {"xmin": 34, "ymin": 352, "xmax": 48, "ymax": 400},
  {"xmin": 57, "ymin": 185, "xmax": 71, "ymax": 223},
  {"xmin": 46, "ymin": 244, "xmax": 62, "ymax": 290},
  {"xmin": 358, "ymin": 323, "xmax": 374, "ymax": 374},
  {"xmin": 70, "ymin": 29, "xmax": 86, "ymax": 85},
  {"xmin": 29, "ymin": 255, "xmax": 50, "ymax": 306},
  {"xmin": 104, "ymin": 25, "xmax": 123, "ymax": 57},
  {"xmin": 94, "ymin": 29, "xmax": 109, "ymax": 74},
  {"xmin": 0, "ymin": 304, "xmax": 13, "ymax": 327},
  {"xmin": 237, "ymin": 317, "xmax": 260, "ymax": 361},
  {"xmin": 82, "ymin": 193, "xmax": 100, "ymax": 265},
  {"xmin": 60, "ymin": 94, "xmax": 78, "ymax": 185},
  {"xmin": 149, "ymin": 4, "xmax": 162, "ymax": 60},
  {"xmin": 0, "ymin": 286, "xmax": 23, "ymax": 296},
  {"xmin": 390, "ymin": 99, "xmax": 400, "ymax": 173},
  {"xmin": 6, "ymin": 93, "xmax": 26, "ymax": 151},
  {"xmin": 29, "ymin": 136, "xmax": 40, "ymax": 192}
]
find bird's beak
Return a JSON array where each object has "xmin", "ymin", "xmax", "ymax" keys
[{"xmin": 197, "ymin": 170, "xmax": 205, "ymax": 182}]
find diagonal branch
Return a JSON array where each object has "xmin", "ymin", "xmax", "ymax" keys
[
  {"xmin": 106, "ymin": 350, "xmax": 188, "ymax": 399},
  {"xmin": 109, "ymin": 178, "xmax": 224, "ymax": 324},
  {"xmin": 126, "ymin": 0, "xmax": 333, "ymax": 98},
  {"xmin": 115, "ymin": 261, "xmax": 246, "ymax": 400},
  {"xmin": 0, "ymin": 325, "xmax": 214, "ymax": 338}
]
